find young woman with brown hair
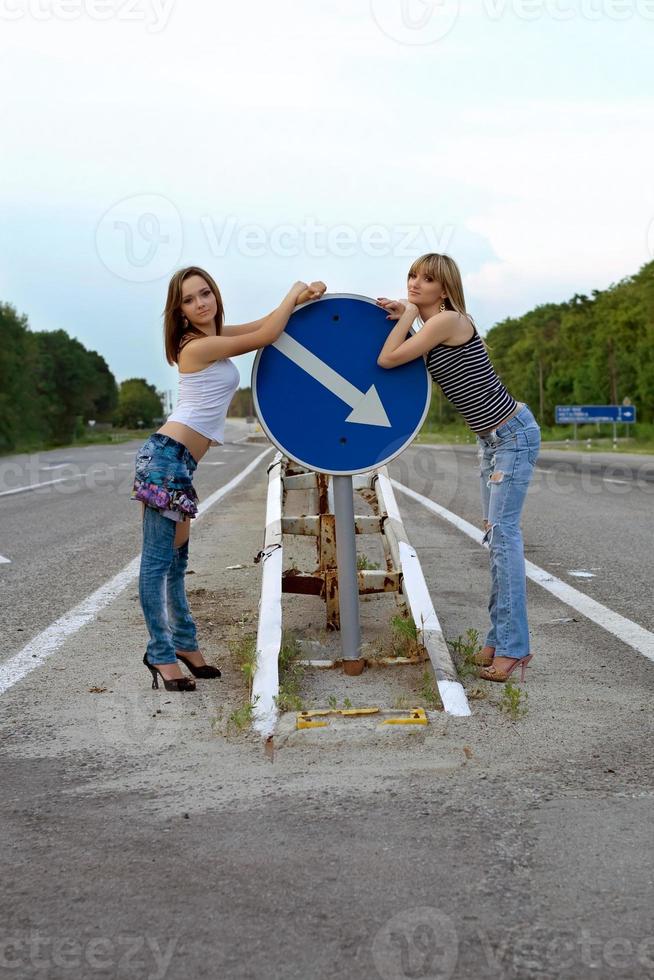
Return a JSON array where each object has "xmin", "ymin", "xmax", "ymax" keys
[
  {"xmin": 131, "ymin": 267, "xmax": 326, "ymax": 691},
  {"xmin": 377, "ymin": 253, "xmax": 540, "ymax": 683}
]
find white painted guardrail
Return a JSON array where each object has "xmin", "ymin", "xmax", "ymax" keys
[
  {"xmin": 372, "ymin": 468, "xmax": 470, "ymax": 717},
  {"xmin": 251, "ymin": 456, "xmax": 470, "ymax": 738},
  {"xmin": 251, "ymin": 453, "xmax": 284, "ymax": 738}
]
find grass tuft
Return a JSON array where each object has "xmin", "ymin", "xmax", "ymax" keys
[
  {"xmin": 356, "ymin": 554, "xmax": 380, "ymax": 570},
  {"xmin": 230, "ymin": 633, "xmax": 258, "ymax": 695},
  {"xmin": 274, "ymin": 630, "xmax": 305, "ymax": 712},
  {"xmin": 227, "ymin": 696, "xmax": 260, "ymax": 732},
  {"xmin": 498, "ymin": 679, "xmax": 529, "ymax": 720},
  {"xmin": 449, "ymin": 628, "xmax": 482, "ymax": 680},
  {"xmin": 419, "ymin": 668, "xmax": 443, "ymax": 710}
]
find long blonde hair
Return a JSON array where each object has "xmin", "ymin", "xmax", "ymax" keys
[
  {"xmin": 163, "ymin": 266, "xmax": 225, "ymax": 366},
  {"xmin": 408, "ymin": 253, "xmax": 477, "ymax": 329}
]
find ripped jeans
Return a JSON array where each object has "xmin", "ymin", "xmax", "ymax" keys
[
  {"xmin": 139, "ymin": 506, "xmax": 199, "ymax": 665},
  {"xmin": 477, "ymin": 405, "xmax": 541, "ymax": 659}
]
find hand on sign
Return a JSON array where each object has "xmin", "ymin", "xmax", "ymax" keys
[
  {"xmin": 376, "ymin": 297, "xmax": 407, "ymax": 321},
  {"xmin": 296, "ymin": 281, "xmax": 327, "ymax": 305},
  {"xmin": 290, "ymin": 281, "xmax": 309, "ymax": 301}
]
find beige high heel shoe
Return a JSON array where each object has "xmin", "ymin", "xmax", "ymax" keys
[
  {"xmin": 473, "ymin": 645, "xmax": 495, "ymax": 667},
  {"xmin": 479, "ymin": 654, "xmax": 534, "ymax": 683}
]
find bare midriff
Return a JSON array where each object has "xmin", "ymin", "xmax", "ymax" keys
[{"xmin": 155, "ymin": 421, "xmax": 213, "ymax": 465}]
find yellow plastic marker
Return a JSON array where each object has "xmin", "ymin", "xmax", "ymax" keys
[
  {"xmin": 382, "ymin": 708, "xmax": 428, "ymax": 726},
  {"xmin": 296, "ymin": 706, "xmax": 381, "ymax": 729},
  {"xmin": 339, "ymin": 707, "xmax": 380, "ymax": 717},
  {"xmin": 296, "ymin": 717, "xmax": 329, "ymax": 729}
]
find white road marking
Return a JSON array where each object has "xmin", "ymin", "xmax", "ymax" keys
[
  {"xmin": 603, "ymin": 478, "xmax": 629, "ymax": 485},
  {"xmin": 272, "ymin": 332, "xmax": 391, "ymax": 427},
  {"xmin": 392, "ymin": 479, "xmax": 654, "ymax": 664},
  {"xmin": 0, "ymin": 555, "xmax": 11, "ymax": 564},
  {"xmin": 39, "ymin": 463, "xmax": 72, "ymax": 470},
  {"xmin": 568, "ymin": 570, "xmax": 596, "ymax": 578},
  {"xmin": 0, "ymin": 476, "xmax": 82, "ymax": 497},
  {"xmin": 200, "ymin": 461, "xmax": 225, "ymax": 466},
  {"xmin": 0, "ymin": 448, "xmax": 273, "ymax": 696}
]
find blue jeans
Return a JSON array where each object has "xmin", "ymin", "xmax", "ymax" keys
[
  {"xmin": 477, "ymin": 405, "xmax": 541, "ymax": 660},
  {"xmin": 139, "ymin": 506, "xmax": 199, "ymax": 665}
]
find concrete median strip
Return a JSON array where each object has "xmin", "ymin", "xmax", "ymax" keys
[
  {"xmin": 0, "ymin": 448, "xmax": 273, "ymax": 697},
  {"xmin": 392, "ymin": 479, "xmax": 654, "ymax": 665}
]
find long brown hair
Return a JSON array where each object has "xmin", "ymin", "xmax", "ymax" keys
[{"xmin": 163, "ymin": 266, "xmax": 225, "ymax": 365}]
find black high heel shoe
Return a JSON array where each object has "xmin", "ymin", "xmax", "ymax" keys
[
  {"xmin": 176, "ymin": 651, "xmax": 221, "ymax": 679},
  {"xmin": 143, "ymin": 653, "xmax": 197, "ymax": 691}
]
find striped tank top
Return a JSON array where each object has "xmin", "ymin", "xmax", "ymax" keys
[{"xmin": 426, "ymin": 321, "xmax": 517, "ymax": 434}]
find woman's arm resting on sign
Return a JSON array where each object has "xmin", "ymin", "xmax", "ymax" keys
[
  {"xmin": 376, "ymin": 297, "xmax": 407, "ymax": 321},
  {"xmin": 222, "ymin": 281, "xmax": 326, "ymax": 338},
  {"xmin": 377, "ymin": 303, "xmax": 457, "ymax": 368},
  {"xmin": 187, "ymin": 281, "xmax": 326, "ymax": 363}
]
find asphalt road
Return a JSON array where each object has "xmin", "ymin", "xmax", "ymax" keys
[
  {"xmin": 0, "ymin": 419, "xmax": 264, "ymax": 663},
  {"xmin": 389, "ymin": 443, "xmax": 654, "ymax": 633},
  {"xmin": 1, "ymin": 433, "xmax": 652, "ymax": 980},
  {"xmin": 2, "ymin": 436, "xmax": 652, "ymax": 665}
]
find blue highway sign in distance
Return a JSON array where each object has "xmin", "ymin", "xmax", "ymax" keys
[
  {"xmin": 556, "ymin": 405, "xmax": 637, "ymax": 424},
  {"xmin": 252, "ymin": 293, "xmax": 432, "ymax": 476}
]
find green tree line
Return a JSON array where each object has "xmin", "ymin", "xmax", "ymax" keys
[
  {"xmin": 4, "ymin": 258, "xmax": 652, "ymax": 450},
  {"xmin": 462, "ymin": 259, "xmax": 654, "ymax": 427},
  {"xmin": 0, "ymin": 303, "xmax": 163, "ymax": 452},
  {"xmin": 232, "ymin": 253, "xmax": 654, "ymax": 432},
  {"xmin": 227, "ymin": 387, "xmax": 254, "ymax": 418}
]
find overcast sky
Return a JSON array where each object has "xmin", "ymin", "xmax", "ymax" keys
[{"xmin": 1, "ymin": 0, "xmax": 653, "ymax": 403}]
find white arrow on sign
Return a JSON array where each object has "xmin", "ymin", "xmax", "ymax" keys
[{"xmin": 272, "ymin": 332, "xmax": 391, "ymax": 428}]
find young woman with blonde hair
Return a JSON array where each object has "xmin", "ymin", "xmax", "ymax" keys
[
  {"xmin": 131, "ymin": 267, "xmax": 325, "ymax": 691},
  {"xmin": 377, "ymin": 254, "xmax": 540, "ymax": 683}
]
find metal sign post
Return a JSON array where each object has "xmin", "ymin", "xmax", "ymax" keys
[
  {"xmin": 332, "ymin": 475, "xmax": 363, "ymax": 673},
  {"xmin": 252, "ymin": 293, "xmax": 431, "ymax": 672}
]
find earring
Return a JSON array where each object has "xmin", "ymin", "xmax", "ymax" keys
[
  {"xmin": 183, "ymin": 316, "xmax": 189, "ymax": 328},
  {"xmin": 439, "ymin": 300, "xmax": 446, "ymax": 313}
]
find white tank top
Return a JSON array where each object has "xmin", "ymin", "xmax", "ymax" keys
[{"xmin": 167, "ymin": 359, "xmax": 240, "ymax": 446}]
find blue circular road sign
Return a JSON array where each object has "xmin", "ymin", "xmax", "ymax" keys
[{"xmin": 252, "ymin": 294, "xmax": 431, "ymax": 475}]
